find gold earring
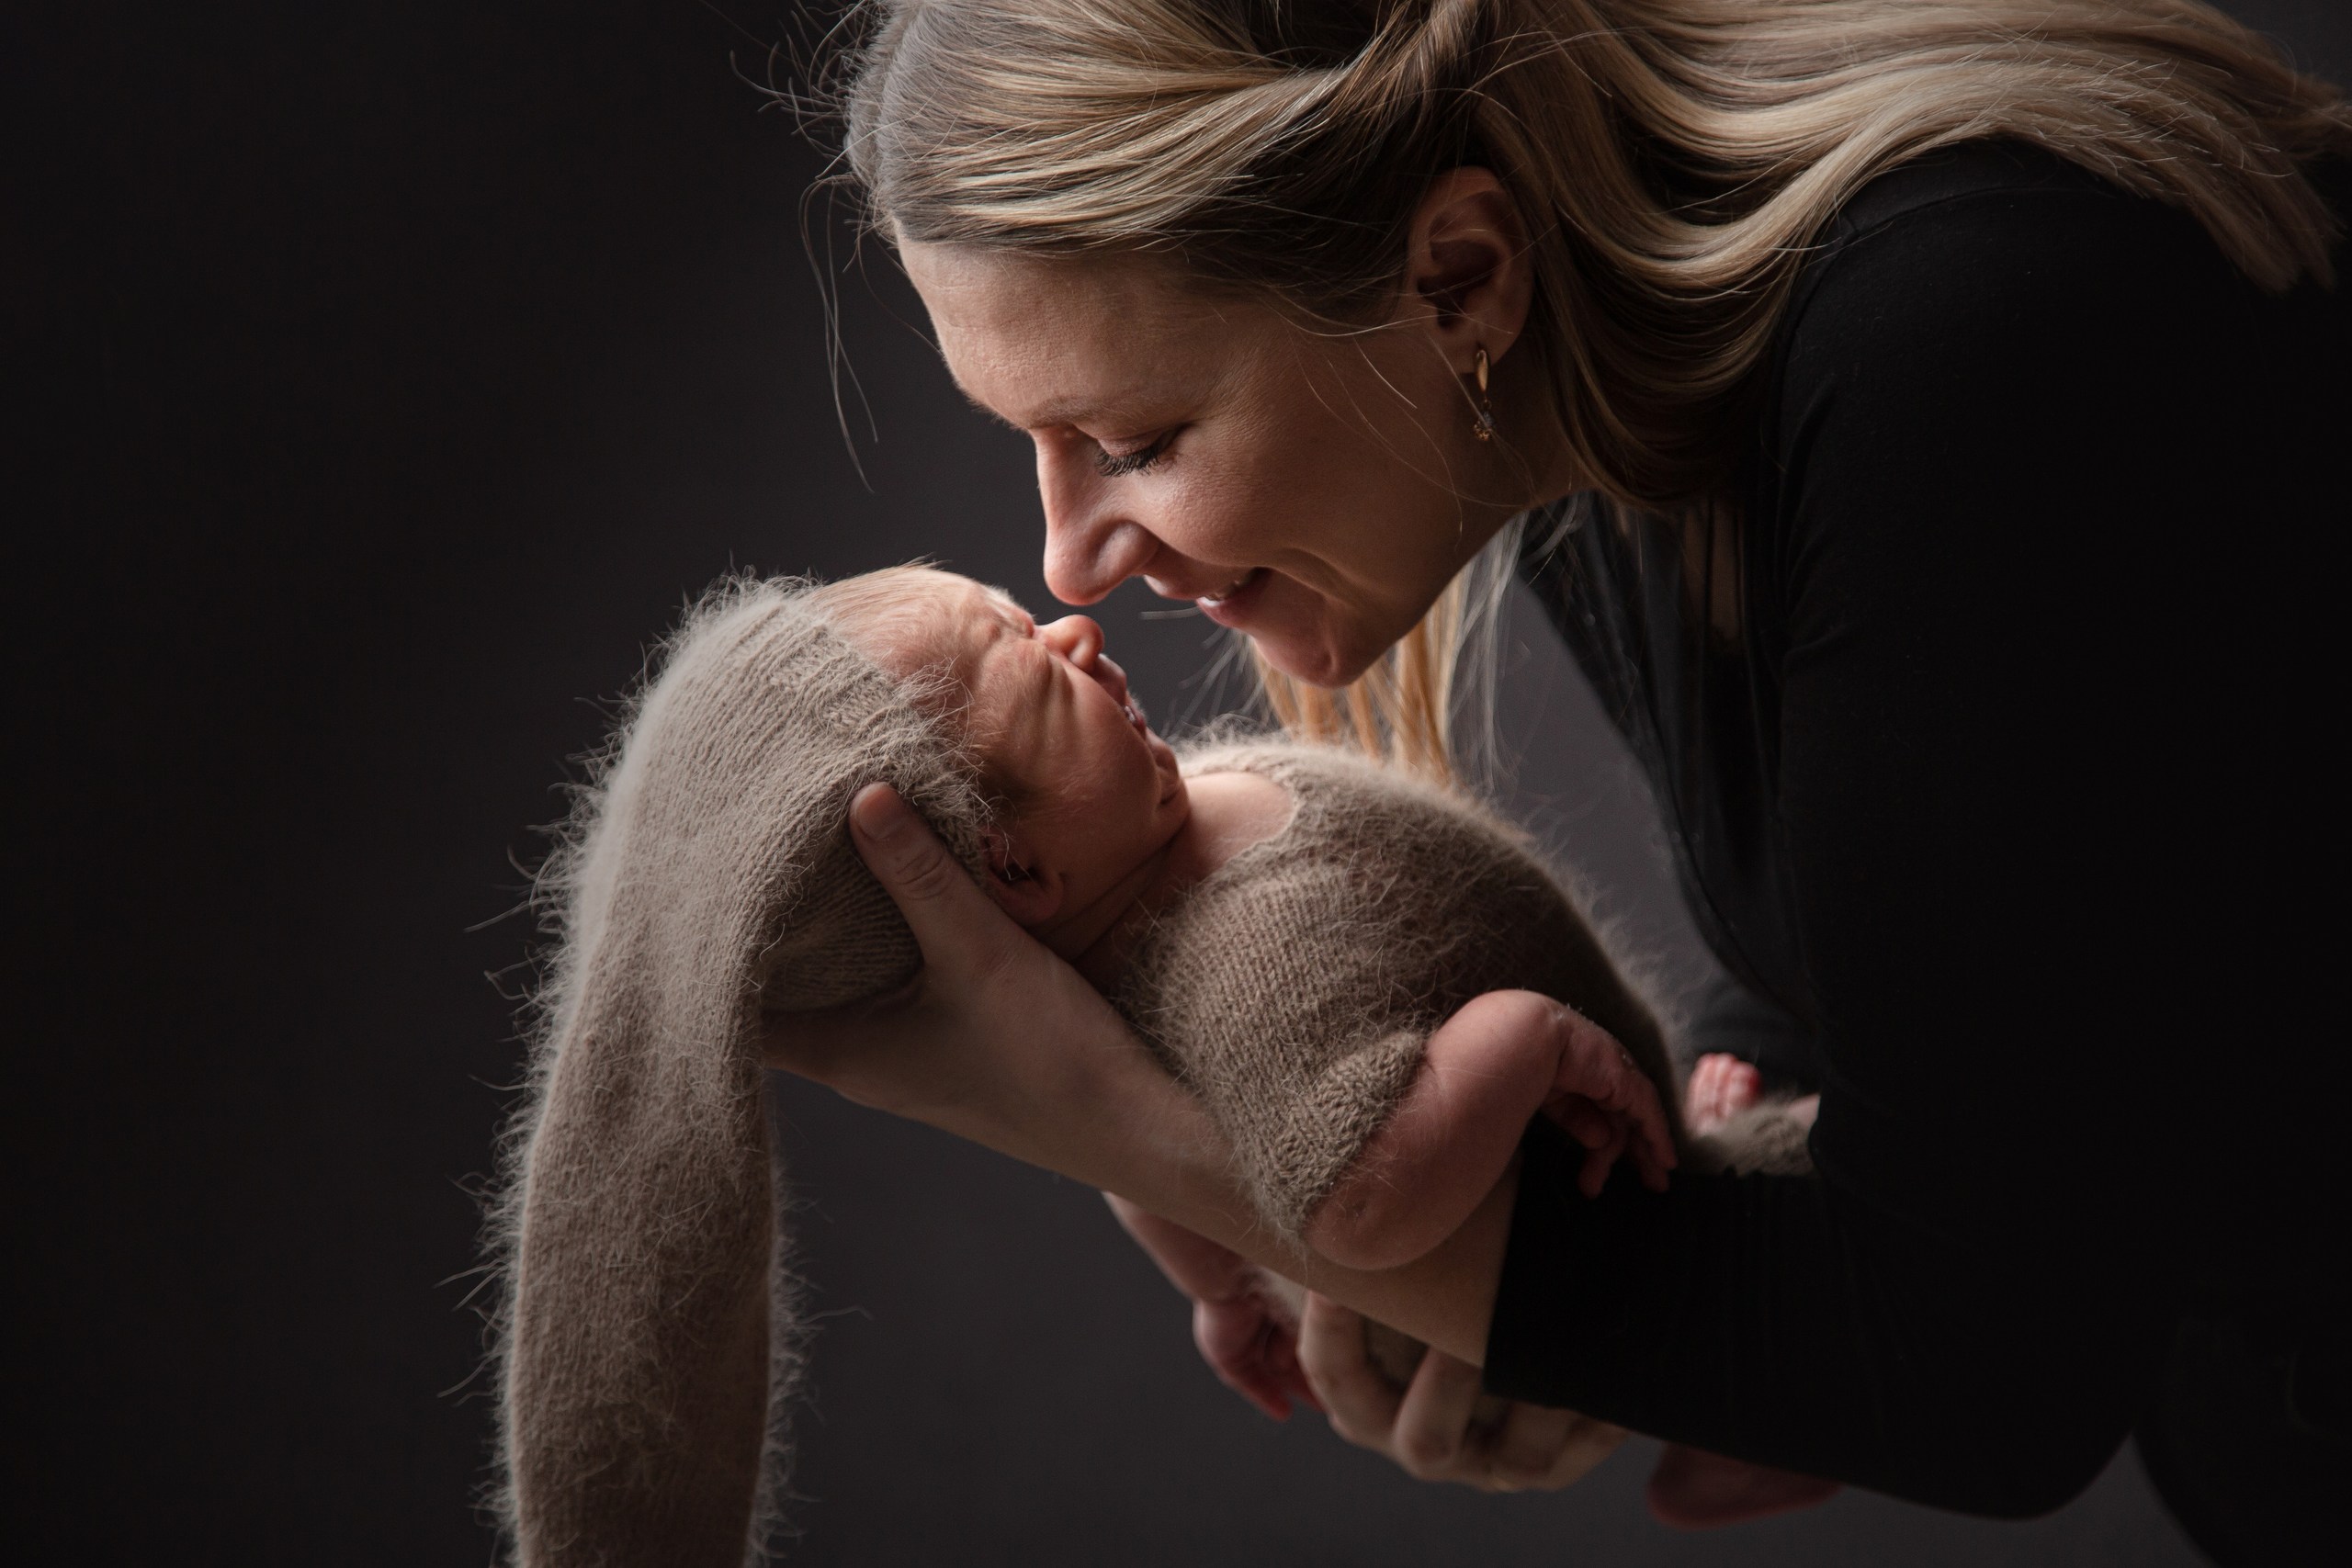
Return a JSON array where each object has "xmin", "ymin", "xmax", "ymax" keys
[{"xmin": 1473, "ymin": 347, "xmax": 1496, "ymax": 443}]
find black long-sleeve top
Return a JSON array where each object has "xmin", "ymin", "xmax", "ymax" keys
[{"xmin": 1484, "ymin": 141, "xmax": 2352, "ymax": 1516}]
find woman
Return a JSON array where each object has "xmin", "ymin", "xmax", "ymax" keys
[{"xmin": 782, "ymin": 1, "xmax": 2349, "ymax": 1559}]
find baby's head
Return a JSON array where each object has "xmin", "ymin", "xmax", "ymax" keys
[{"xmin": 813, "ymin": 567, "xmax": 1190, "ymax": 931}]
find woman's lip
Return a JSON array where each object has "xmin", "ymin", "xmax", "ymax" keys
[{"xmin": 1195, "ymin": 567, "xmax": 1270, "ymax": 627}]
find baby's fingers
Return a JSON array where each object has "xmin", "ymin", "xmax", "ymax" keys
[
  {"xmin": 1592, "ymin": 1063, "xmax": 1678, "ymax": 1181},
  {"xmin": 1546, "ymin": 1096, "xmax": 1629, "ymax": 1196},
  {"xmin": 1631, "ymin": 1122, "xmax": 1674, "ymax": 1191},
  {"xmin": 1632, "ymin": 1080, "xmax": 1679, "ymax": 1184},
  {"xmin": 1577, "ymin": 1124, "xmax": 1628, "ymax": 1199},
  {"xmin": 1555, "ymin": 1010, "xmax": 1679, "ymax": 1177},
  {"xmin": 1552, "ymin": 1096, "xmax": 1613, "ymax": 1150},
  {"xmin": 1546, "ymin": 1092, "xmax": 1668, "ymax": 1197}
]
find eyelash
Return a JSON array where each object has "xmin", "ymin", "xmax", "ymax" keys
[{"xmin": 1093, "ymin": 429, "xmax": 1177, "ymax": 479}]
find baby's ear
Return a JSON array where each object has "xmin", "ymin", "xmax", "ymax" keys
[{"xmin": 982, "ymin": 829, "xmax": 1065, "ymax": 927}]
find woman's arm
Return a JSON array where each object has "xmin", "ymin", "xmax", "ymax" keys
[
  {"xmin": 1482, "ymin": 152, "xmax": 2347, "ymax": 1515},
  {"xmin": 762, "ymin": 782, "xmax": 1521, "ymax": 1363},
  {"xmin": 1105, "ymin": 1190, "xmax": 1631, "ymax": 1492}
]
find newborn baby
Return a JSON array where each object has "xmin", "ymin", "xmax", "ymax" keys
[
  {"xmin": 498, "ymin": 567, "xmax": 1820, "ymax": 1566},
  {"xmin": 816, "ymin": 566, "xmax": 1682, "ymax": 1268},
  {"xmin": 819, "ymin": 566, "xmax": 1829, "ymax": 1529}
]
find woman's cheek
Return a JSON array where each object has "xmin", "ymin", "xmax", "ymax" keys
[{"xmin": 1169, "ymin": 459, "xmax": 1292, "ymax": 566}]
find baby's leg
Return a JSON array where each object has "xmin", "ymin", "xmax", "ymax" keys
[
  {"xmin": 1305, "ymin": 992, "xmax": 1676, "ymax": 1272},
  {"xmin": 1684, "ymin": 1053, "xmax": 1821, "ymax": 1182}
]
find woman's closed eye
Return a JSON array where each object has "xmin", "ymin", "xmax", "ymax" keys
[{"xmin": 1093, "ymin": 428, "xmax": 1177, "ymax": 479}]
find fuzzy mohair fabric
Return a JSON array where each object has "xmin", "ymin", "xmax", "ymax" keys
[
  {"xmin": 1120, "ymin": 739, "xmax": 1687, "ymax": 1242},
  {"xmin": 487, "ymin": 583, "xmax": 1811, "ymax": 1563},
  {"xmin": 489, "ymin": 580, "xmax": 989, "ymax": 1568},
  {"xmin": 1138, "ymin": 739, "xmax": 1816, "ymax": 1407}
]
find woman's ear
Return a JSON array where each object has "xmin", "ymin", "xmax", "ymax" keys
[
  {"xmin": 982, "ymin": 829, "xmax": 1066, "ymax": 927},
  {"xmin": 1389, "ymin": 166, "xmax": 1536, "ymax": 375}
]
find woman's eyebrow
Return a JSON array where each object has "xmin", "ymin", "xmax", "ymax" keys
[{"xmin": 961, "ymin": 384, "xmax": 1158, "ymax": 434}]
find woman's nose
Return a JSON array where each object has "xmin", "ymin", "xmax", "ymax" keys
[{"xmin": 1039, "ymin": 453, "xmax": 1157, "ymax": 604}]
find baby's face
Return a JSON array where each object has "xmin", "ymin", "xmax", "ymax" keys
[{"xmin": 903, "ymin": 573, "xmax": 1190, "ymax": 923}]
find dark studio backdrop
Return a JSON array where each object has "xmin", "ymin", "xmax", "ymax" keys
[{"xmin": 14, "ymin": 4, "xmax": 2346, "ymax": 1562}]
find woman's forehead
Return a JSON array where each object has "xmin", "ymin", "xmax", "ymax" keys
[{"xmin": 901, "ymin": 241, "xmax": 1272, "ymax": 429}]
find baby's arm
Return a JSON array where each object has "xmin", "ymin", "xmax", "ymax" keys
[{"xmin": 1304, "ymin": 991, "xmax": 1677, "ymax": 1272}]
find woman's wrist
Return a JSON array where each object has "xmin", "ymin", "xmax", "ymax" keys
[{"xmin": 944, "ymin": 1009, "xmax": 1516, "ymax": 1367}]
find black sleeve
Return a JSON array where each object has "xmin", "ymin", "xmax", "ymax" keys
[{"xmin": 1485, "ymin": 165, "xmax": 2347, "ymax": 1515}]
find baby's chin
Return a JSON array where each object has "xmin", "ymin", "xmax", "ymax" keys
[{"xmin": 1154, "ymin": 745, "xmax": 1188, "ymax": 809}]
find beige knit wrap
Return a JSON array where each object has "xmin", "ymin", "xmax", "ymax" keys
[
  {"xmin": 492, "ymin": 581, "xmax": 989, "ymax": 1567},
  {"xmin": 1120, "ymin": 739, "xmax": 1683, "ymax": 1241},
  {"xmin": 1137, "ymin": 741, "xmax": 1807, "ymax": 1416},
  {"xmin": 491, "ymin": 583, "xmax": 1768, "ymax": 1565}
]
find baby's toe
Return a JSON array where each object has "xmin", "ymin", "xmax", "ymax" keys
[{"xmin": 1686, "ymin": 1055, "xmax": 1764, "ymax": 1135}]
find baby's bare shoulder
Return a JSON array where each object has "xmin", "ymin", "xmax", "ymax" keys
[{"xmin": 1175, "ymin": 769, "xmax": 1295, "ymax": 877}]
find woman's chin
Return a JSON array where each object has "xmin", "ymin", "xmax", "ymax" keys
[
  {"xmin": 1249, "ymin": 625, "xmax": 1383, "ymax": 691},
  {"xmin": 1201, "ymin": 573, "xmax": 1380, "ymax": 688}
]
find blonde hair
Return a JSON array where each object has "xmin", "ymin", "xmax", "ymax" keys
[{"xmin": 831, "ymin": 0, "xmax": 2350, "ymax": 776}]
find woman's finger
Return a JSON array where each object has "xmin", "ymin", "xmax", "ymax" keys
[
  {"xmin": 1480, "ymin": 1400, "xmax": 1582, "ymax": 1492},
  {"xmin": 1391, "ymin": 1345, "xmax": 1488, "ymax": 1481},
  {"xmin": 1193, "ymin": 1300, "xmax": 1294, "ymax": 1422},
  {"xmin": 1296, "ymin": 1293, "xmax": 1403, "ymax": 1450},
  {"xmin": 846, "ymin": 783, "xmax": 1023, "ymax": 983},
  {"xmin": 1536, "ymin": 1415, "xmax": 1630, "ymax": 1490}
]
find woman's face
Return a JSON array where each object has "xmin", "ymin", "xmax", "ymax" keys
[{"xmin": 902, "ymin": 243, "xmax": 1533, "ymax": 687}]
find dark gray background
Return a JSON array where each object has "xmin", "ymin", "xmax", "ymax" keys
[{"xmin": 15, "ymin": 3, "xmax": 2345, "ymax": 1561}]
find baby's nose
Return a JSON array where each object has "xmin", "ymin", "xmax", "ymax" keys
[{"xmin": 1040, "ymin": 614, "xmax": 1105, "ymax": 669}]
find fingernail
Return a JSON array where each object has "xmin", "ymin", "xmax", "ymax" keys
[{"xmin": 850, "ymin": 784, "xmax": 905, "ymax": 841}]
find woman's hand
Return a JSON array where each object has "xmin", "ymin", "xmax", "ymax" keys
[
  {"xmin": 1106, "ymin": 1194, "xmax": 1323, "ymax": 1421},
  {"xmin": 759, "ymin": 784, "xmax": 1182, "ymax": 1190},
  {"xmin": 1192, "ymin": 1291, "xmax": 1324, "ymax": 1422},
  {"xmin": 765, "ymin": 784, "xmax": 1521, "ymax": 1373},
  {"xmin": 1297, "ymin": 1292, "xmax": 1626, "ymax": 1493}
]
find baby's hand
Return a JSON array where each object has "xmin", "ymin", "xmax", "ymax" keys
[
  {"xmin": 1194, "ymin": 1289, "xmax": 1324, "ymax": 1423},
  {"xmin": 1539, "ymin": 1011, "xmax": 1678, "ymax": 1198}
]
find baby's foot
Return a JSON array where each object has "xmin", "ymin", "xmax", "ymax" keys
[
  {"xmin": 1684, "ymin": 1053, "xmax": 1763, "ymax": 1137},
  {"xmin": 1647, "ymin": 1443, "xmax": 1842, "ymax": 1529}
]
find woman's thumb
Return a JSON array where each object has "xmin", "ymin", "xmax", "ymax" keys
[{"xmin": 849, "ymin": 783, "xmax": 993, "ymax": 949}]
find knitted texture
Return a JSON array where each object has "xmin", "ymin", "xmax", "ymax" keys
[
  {"xmin": 490, "ymin": 580, "xmax": 989, "ymax": 1568},
  {"xmin": 491, "ymin": 601, "xmax": 1807, "ymax": 1557},
  {"xmin": 1117, "ymin": 739, "xmax": 1684, "ymax": 1243},
  {"xmin": 1141, "ymin": 745, "xmax": 1816, "ymax": 1408}
]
